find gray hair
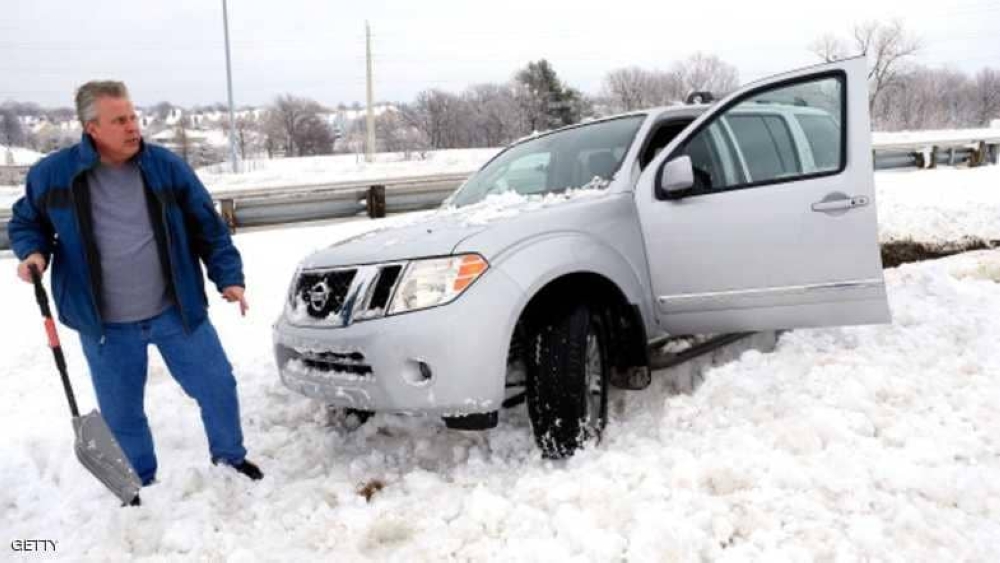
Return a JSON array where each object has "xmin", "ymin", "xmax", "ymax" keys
[{"xmin": 75, "ymin": 80, "xmax": 130, "ymax": 127}]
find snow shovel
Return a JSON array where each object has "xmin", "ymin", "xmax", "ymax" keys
[{"xmin": 29, "ymin": 265, "xmax": 142, "ymax": 506}]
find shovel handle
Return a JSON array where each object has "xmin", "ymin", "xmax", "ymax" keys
[
  {"xmin": 28, "ymin": 264, "xmax": 79, "ymax": 418},
  {"xmin": 29, "ymin": 264, "xmax": 52, "ymax": 317},
  {"xmin": 29, "ymin": 265, "xmax": 59, "ymax": 348}
]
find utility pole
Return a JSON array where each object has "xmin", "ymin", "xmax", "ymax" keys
[
  {"xmin": 365, "ymin": 21, "xmax": 375, "ymax": 163},
  {"xmin": 222, "ymin": 0, "xmax": 240, "ymax": 173}
]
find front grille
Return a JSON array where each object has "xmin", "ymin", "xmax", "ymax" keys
[
  {"xmin": 368, "ymin": 265, "xmax": 403, "ymax": 310},
  {"xmin": 295, "ymin": 269, "xmax": 356, "ymax": 319},
  {"xmin": 291, "ymin": 262, "xmax": 407, "ymax": 325},
  {"xmin": 300, "ymin": 351, "xmax": 373, "ymax": 377}
]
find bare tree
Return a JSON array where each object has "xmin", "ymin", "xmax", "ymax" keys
[
  {"xmin": 401, "ymin": 89, "xmax": 471, "ymax": 149},
  {"xmin": 268, "ymin": 95, "xmax": 333, "ymax": 157},
  {"xmin": 673, "ymin": 53, "xmax": 739, "ymax": 99},
  {"xmin": 600, "ymin": 67, "xmax": 686, "ymax": 113},
  {"xmin": 972, "ymin": 68, "xmax": 1000, "ymax": 126},
  {"xmin": 601, "ymin": 67, "xmax": 653, "ymax": 112},
  {"xmin": 811, "ymin": 20, "xmax": 921, "ymax": 112},
  {"xmin": 809, "ymin": 34, "xmax": 847, "ymax": 64},
  {"xmin": 464, "ymin": 84, "xmax": 522, "ymax": 147},
  {"xmin": 296, "ymin": 113, "xmax": 335, "ymax": 156},
  {"xmin": 857, "ymin": 21, "xmax": 921, "ymax": 109},
  {"xmin": 372, "ymin": 109, "xmax": 429, "ymax": 157},
  {"xmin": 373, "ymin": 110, "xmax": 402, "ymax": 153},
  {"xmin": 872, "ymin": 65, "xmax": 992, "ymax": 131},
  {"xmin": 222, "ymin": 113, "xmax": 265, "ymax": 159}
]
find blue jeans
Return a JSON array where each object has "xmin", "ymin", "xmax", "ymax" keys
[{"xmin": 79, "ymin": 307, "xmax": 247, "ymax": 485}]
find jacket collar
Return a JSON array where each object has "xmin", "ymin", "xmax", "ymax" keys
[{"xmin": 76, "ymin": 134, "xmax": 149, "ymax": 174}]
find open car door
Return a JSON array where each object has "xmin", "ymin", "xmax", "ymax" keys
[{"xmin": 636, "ymin": 56, "xmax": 891, "ymax": 334}]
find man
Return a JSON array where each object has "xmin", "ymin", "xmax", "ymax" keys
[{"xmin": 8, "ymin": 81, "xmax": 262, "ymax": 490}]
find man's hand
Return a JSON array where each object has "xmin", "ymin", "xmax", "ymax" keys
[
  {"xmin": 17, "ymin": 253, "xmax": 47, "ymax": 283},
  {"xmin": 222, "ymin": 286, "xmax": 248, "ymax": 316}
]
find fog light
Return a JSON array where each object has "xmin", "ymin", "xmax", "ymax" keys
[
  {"xmin": 402, "ymin": 359, "xmax": 434, "ymax": 386},
  {"xmin": 417, "ymin": 361, "xmax": 432, "ymax": 381}
]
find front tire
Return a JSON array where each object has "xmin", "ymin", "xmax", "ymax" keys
[{"xmin": 526, "ymin": 303, "xmax": 609, "ymax": 459}]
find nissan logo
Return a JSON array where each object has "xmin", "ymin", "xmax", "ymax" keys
[{"xmin": 307, "ymin": 281, "xmax": 331, "ymax": 311}]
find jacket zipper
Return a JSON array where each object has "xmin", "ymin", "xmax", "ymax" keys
[
  {"xmin": 68, "ymin": 168, "xmax": 106, "ymax": 344},
  {"xmin": 138, "ymin": 163, "xmax": 191, "ymax": 334}
]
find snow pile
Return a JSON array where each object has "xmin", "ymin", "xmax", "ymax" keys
[
  {"xmin": 149, "ymin": 128, "xmax": 231, "ymax": 149},
  {"xmin": 876, "ymin": 166, "xmax": 1000, "ymax": 243},
  {"xmin": 1, "ymin": 211, "xmax": 999, "ymax": 559},
  {"xmin": 305, "ymin": 179, "xmax": 611, "ymax": 254},
  {"xmin": 455, "ymin": 179, "xmax": 611, "ymax": 225}
]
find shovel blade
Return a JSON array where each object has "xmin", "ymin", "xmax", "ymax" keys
[{"xmin": 72, "ymin": 410, "xmax": 142, "ymax": 504}]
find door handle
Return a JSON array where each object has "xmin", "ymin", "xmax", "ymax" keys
[{"xmin": 811, "ymin": 195, "xmax": 870, "ymax": 213}]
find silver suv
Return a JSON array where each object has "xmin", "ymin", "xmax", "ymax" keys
[{"xmin": 272, "ymin": 58, "xmax": 889, "ymax": 458}]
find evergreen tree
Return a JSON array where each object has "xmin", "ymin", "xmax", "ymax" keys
[{"xmin": 514, "ymin": 60, "xmax": 584, "ymax": 132}]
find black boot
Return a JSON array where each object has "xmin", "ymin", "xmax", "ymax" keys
[{"xmin": 213, "ymin": 458, "xmax": 264, "ymax": 481}]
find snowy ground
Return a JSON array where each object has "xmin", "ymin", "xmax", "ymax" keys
[
  {"xmin": 1, "ymin": 164, "xmax": 999, "ymax": 560},
  {"xmin": 197, "ymin": 148, "xmax": 500, "ymax": 193}
]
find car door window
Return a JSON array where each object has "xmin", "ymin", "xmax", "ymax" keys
[{"xmin": 670, "ymin": 75, "xmax": 844, "ymax": 194}]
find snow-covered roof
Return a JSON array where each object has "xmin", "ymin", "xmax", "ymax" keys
[{"xmin": 149, "ymin": 128, "xmax": 230, "ymax": 148}]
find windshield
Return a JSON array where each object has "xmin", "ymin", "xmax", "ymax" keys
[{"xmin": 450, "ymin": 115, "xmax": 645, "ymax": 207}]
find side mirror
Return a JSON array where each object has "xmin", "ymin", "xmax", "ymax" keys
[{"xmin": 656, "ymin": 156, "xmax": 695, "ymax": 200}]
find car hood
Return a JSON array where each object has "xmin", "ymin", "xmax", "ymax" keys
[
  {"xmin": 301, "ymin": 213, "xmax": 489, "ymax": 268},
  {"xmin": 301, "ymin": 185, "xmax": 617, "ymax": 269}
]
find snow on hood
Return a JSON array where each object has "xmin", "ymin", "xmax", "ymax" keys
[
  {"xmin": 302, "ymin": 180, "xmax": 610, "ymax": 268},
  {"xmin": 452, "ymin": 178, "xmax": 610, "ymax": 226}
]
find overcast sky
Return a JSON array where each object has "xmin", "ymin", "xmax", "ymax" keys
[{"xmin": 2, "ymin": 0, "xmax": 998, "ymax": 109}]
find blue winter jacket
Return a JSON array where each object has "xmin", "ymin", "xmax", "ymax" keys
[{"xmin": 7, "ymin": 135, "xmax": 244, "ymax": 337}]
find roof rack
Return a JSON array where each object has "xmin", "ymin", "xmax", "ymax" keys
[{"xmin": 685, "ymin": 91, "xmax": 715, "ymax": 105}]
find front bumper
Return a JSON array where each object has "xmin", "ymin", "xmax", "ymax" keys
[{"xmin": 273, "ymin": 267, "xmax": 523, "ymax": 416}]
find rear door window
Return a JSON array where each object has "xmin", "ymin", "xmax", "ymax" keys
[
  {"xmin": 795, "ymin": 114, "xmax": 840, "ymax": 172},
  {"xmin": 726, "ymin": 114, "xmax": 800, "ymax": 182}
]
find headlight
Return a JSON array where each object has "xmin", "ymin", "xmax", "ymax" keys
[
  {"xmin": 388, "ymin": 254, "xmax": 489, "ymax": 314},
  {"xmin": 286, "ymin": 266, "xmax": 302, "ymax": 307}
]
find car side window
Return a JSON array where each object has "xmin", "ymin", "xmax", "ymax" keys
[{"xmin": 671, "ymin": 74, "xmax": 844, "ymax": 193}]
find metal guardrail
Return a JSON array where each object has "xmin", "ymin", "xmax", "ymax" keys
[
  {"xmin": 2, "ymin": 137, "xmax": 998, "ymax": 251},
  {"xmin": 0, "ymin": 165, "xmax": 31, "ymax": 186},
  {"xmin": 214, "ymin": 173, "xmax": 470, "ymax": 229}
]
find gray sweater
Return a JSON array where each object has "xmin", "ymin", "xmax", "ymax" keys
[{"xmin": 86, "ymin": 162, "xmax": 172, "ymax": 323}]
